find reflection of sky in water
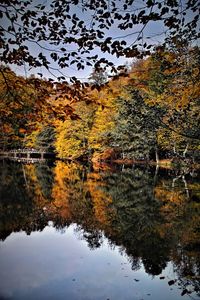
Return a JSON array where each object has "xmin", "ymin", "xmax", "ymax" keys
[{"xmin": 0, "ymin": 224, "xmax": 191, "ymax": 300}]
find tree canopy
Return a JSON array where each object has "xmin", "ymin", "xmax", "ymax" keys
[{"xmin": 0, "ymin": 0, "xmax": 199, "ymax": 80}]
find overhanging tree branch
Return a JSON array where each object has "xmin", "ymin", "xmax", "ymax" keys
[{"xmin": 0, "ymin": 0, "xmax": 199, "ymax": 78}]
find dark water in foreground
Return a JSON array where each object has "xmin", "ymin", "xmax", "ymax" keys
[{"xmin": 0, "ymin": 160, "xmax": 199, "ymax": 300}]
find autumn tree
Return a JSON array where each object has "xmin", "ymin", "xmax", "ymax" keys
[
  {"xmin": 110, "ymin": 87, "xmax": 163, "ymax": 160},
  {"xmin": 55, "ymin": 100, "xmax": 96, "ymax": 159},
  {"xmin": 35, "ymin": 126, "xmax": 56, "ymax": 152},
  {"xmin": 146, "ymin": 46, "xmax": 200, "ymax": 158},
  {"xmin": 0, "ymin": 66, "xmax": 58, "ymax": 149},
  {"xmin": 0, "ymin": 66, "xmax": 37, "ymax": 149},
  {"xmin": 89, "ymin": 68, "xmax": 108, "ymax": 86}
]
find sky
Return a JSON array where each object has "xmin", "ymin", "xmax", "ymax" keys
[{"xmin": 1, "ymin": 0, "xmax": 199, "ymax": 82}]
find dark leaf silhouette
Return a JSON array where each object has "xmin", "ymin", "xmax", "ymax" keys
[{"xmin": 0, "ymin": 0, "xmax": 199, "ymax": 78}]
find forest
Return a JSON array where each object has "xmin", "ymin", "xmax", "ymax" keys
[
  {"xmin": 0, "ymin": 0, "xmax": 200, "ymax": 166},
  {"xmin": 0, "ymin": 44, "xmax": 199, "ymax": 165}
]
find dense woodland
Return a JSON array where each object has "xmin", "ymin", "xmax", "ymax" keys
[
  {"xmin": 0, "ymin": 44, "xmax": 199, "ymax": 163},
  {"xmin": 0, "ymin": 0, "xmax": 200, "ymax": 164}
]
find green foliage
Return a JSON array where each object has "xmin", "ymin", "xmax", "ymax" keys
[
  {"xmin": 110, "ymin": 88, "xmax": 160, "ymax": 159},
  {"xmin": 35, "ymin": 126, "xmax": 56, "ymax": 152},
  {"xmin": 35, "ymin": 163, "xmax": 55, "ymax": 200}
]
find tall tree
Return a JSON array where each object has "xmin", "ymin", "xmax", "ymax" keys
[
  {"xmin": 89, "ymin": 68, "xmax": 108, "ymax": 86},
  {"xmin": 146, "ymin": 46, "xmax": 200, "ymax": 158},
  {"xmin": 55, "ymin": 101, "xmax": 96, "ymax": 159},
  {"xmin": 0, "ymin": 66, "xmax": 37, "ymax": 149},
  {"xmin": 110, "ymin": 88, "xmax": 162, "ymax": 160},
  {"xmin": 35, "ymin": 126, "xmax": 56, "ymax": 152}
]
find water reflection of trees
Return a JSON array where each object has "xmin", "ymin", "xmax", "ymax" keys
[
  {"xmin": 154, "ymin": 171, "xmax": 200, "ymax": 296},
  {"xmin": 0, "ymin": 160, "xmax": 199, "ymax": 296},
  {"xmin": 0, "ymin": 161, "xmax": 55, "ymax": 239},
  {"xmin": 98, "ymin": 168, "xmax": 171, "ymax": 275}
]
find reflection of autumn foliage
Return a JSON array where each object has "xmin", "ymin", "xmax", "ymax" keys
[
  {"xmin": 45, "ymin": 162, "xmax": 116, "ymax": 246},
  {"xmin": 154, "ymin": 177, "xmax": 200, "ymax": 247},
  {"xmin": 49, "ymin": 162, "xmax": 115, "ymax": 234},
  {"xmin": 0, "ymin": 162, "xmax": 51, "ymax": 239},
  {"xmin": 87, "ymin": 172, "xmax": 114, "ymax": 227},
  {"xmin": 154, "ymin": 184, "xmax": 187, "ymax": 234},
  {"xmin": 154, "ymin": 175, "xmax": 200, "ymax": 294},
  {"xmin": 50, "ymin": 161, "xmax": 74, "ymax": 220},
  {"xmin": 24, "ymin": 164, "xmax": 47, "ymax": 207},
  {"xmin": 0, "ymin": 161, "xmax": 199, "ymax": 296}
]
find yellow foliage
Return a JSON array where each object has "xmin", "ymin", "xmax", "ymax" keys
[
  {"xmin": 87, "ymin": 172, "xmax": 113, "ymax": 225},
  {"xmin": 50, "ymin": 161, "xmax": 83, "ymax": 219}
]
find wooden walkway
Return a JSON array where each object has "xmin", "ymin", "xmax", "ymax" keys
[{"xmin": 0, "ymin": 149, "xmax": 55, "ymax": 162}]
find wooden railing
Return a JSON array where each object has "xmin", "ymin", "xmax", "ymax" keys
[{"xmin": 0, "ymin": 149, "xmax": 55, "ymax": 162}]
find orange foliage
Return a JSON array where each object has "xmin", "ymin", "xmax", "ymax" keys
[
  {"xmin": 87, "ymin": 172, "xmax": 113, "ymax": 226},
  {"xmin": 50, "ymin": 161, "xmax": 73, "ymax": 219}
]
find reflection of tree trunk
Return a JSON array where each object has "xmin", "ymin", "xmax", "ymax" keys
[
  {"xmin": 182, "ymin": 175, "xmax": 189, "ymax": 199},
  {"xmin": 155, "ymin": 147, "xmax": 159, "ymax": 165},
  {"xmin": 183, "ymin": 143, "xmax": 189, "ymax": 158},
  {"xmin": 172, "ymin": 175, "xmax": 182, "ymax": 189},
  {"xmin": 171, "ymin": 174, "xmax": 190, "ymax": 200},
  {"xmin": 171, "ymin": 174, "xmax": 182, "ymax": 201}
]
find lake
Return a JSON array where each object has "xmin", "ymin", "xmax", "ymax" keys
[{"xmin": 0, "ymin": 160, "xmax": 199, "ymax": 300}]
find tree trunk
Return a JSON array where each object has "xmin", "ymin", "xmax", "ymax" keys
[
  {"xmin": 173, "ymin": 143, "xmax": 177, "ymax": 155},
  {"xmin": 155, "ymin": 147, "xmax": 159, "ymax": 165}
]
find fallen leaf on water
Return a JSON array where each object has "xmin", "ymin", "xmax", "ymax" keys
[
  {"xmin": 181, "ymin": 289, "xmax": 188, "ymax": 296},
  {"xmin": 168, "ymin": 280, "xmax": 176, "ymax": 286}
]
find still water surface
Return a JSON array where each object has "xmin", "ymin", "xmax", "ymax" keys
[{"xmin": 0, "ymin": 160, "xmax": 199, "ymax": 300}]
